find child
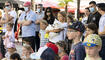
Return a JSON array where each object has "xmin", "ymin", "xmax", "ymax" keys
[
  {"xmin": 39, "ymin": 20, "xmax": 48, "ymax": 47},
  {"xmin": 22, "ymin": 44, "xmax": 33, "ymax": 60},
  {"xmin": 5, "ymin": 43, "xmax": 17, "ymax": 59},
  {"xmin": 2, "ymin": 23, "xmax": 15, "ymax": 49},
  {"xmin": 10, "ymin": 53, "xmax": 22, "ymax": 60},
  {"xmin": 83, "ymin": 34, "xmax": 102, "ymax": 60},
  {"xmin": 85, "ymin": 23, "xmax": 98, "ymax": 37},
  {"xmin": 67, "ymin": 21, "xmax": 86, "ymax": 60},
  {"xmin": 56, "ymin": 41, "xmax": 69, "ymax": 60}
]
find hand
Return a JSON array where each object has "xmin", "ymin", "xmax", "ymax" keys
[
  {"xmin": 4, "ymin": 8, "xmax": 8, "ymax": 12},
  {"xmin": 46, "ymin": 30, "xmax": 50, "ymax": 33}
]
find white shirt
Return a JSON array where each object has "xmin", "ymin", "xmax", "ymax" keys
[
  {"xmin": 46, "ymin": 19, "xmax": 66, "ymax": 43},
  {"xmin": 2, "ymin": 10, "xmax": 17, "ymax": 32},
  {"xmin": 99, "ymin": 14, "xmax": 105, "ymax": 32}
]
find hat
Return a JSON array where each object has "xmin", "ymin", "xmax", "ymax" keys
[
  {"xmin": 83, "ymin": 34, "xmax": 102, "ymax": 47},
  {"xmin": 23, "ymin": 2, "xmax": 31, "ymax": 7},
  {"xmin": 7, "ymin": 43, "xmax": 15, "ymax": 48},
  {"xmin": 46, "ymin": 42, "xmax": 58, "ymax": 54},
  {"xmin": 68, "ymin": 21, "xmax": 85, "ymax": 33},
  {"xmin": 30, "ymin": 46, "xmax": 55, "ymax": 60}
]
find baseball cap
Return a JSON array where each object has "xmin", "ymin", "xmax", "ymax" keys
[
  {"xmin": 30, "ymin": 46, "xmax": 56, "ymax": 60},
  {"xmin": 68, "ymin": 21, "xmax": 85, "ymax": 33},
  {"xmin": 46, "ymin": 42, "xmax": 58, "ymax": 54},
  {"xmin": 83, "ymin": 34, "xmax": 102, "ymax": 47},
  {"xmin": 23, "ymin": 2, "xmax": 31, "ymax": 7},
  {"xmin": 7, "ymin": 43, "xmax": 15, "ymax": 48}
]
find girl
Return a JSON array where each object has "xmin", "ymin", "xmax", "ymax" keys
[
  {"xmin": 56, "ymin": 41, "xmax": 69, "ymax": 60},
  {"xmin": 85, "ymin": 23, "xmax": 98, "ymax": 37},
  {"xmin": 2, "ymin": 23, "xmax": 15, "ymax": 49},
  {"xmin": 22, "ymin": 45, "xmax": 33, "ymax": 60}
]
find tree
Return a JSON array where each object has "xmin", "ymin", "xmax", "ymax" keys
[{"xmin": 57, "ymin": 0, "xmax": 73, "ymax": 20}]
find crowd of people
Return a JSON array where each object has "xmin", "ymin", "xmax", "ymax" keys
[{"xmin": 0, "ymin": 0, "xmax": 105, "ymax": 60}]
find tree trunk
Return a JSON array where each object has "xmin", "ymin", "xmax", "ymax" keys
[
  {"xmin": 31, "ymin": 0, "xmax": 34, "ymax": 10},
  {"xmin": 65, "ymin": 4, "xmax": 68, "ymax": 21},
  {"xmin": 77, "ymin": 0, "xmax": 80, "ymax": 20}
]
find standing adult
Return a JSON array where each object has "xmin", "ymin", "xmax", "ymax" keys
[
  {"xmin": 97, "ymin": 3, "xmax": 105, "ymax": 60},
  {"xmin": 35, "ymin": 4, "xmax": 44, "ymax": 51},
  {"xmin": 18, "ymin": 2, "xmax": 36, "ymax": 51},
  {"xmin": 87, "ymin": 1, "xmax": 101, "ymax": 28},
  {"xmin": 0, "ymin": 1, "xmax": 17, "ymax": 57}
]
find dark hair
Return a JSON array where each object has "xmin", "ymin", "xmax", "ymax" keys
[
  {"xmin": 85, "ymin": 7, "xmax": 90, "ymax": 12},
  {"xmin": 38, "ymin": 4, "xmax": 43, "ymax": 7},
  {"xmin": 58, "ymin": 11, "xmax": 66, "ymax": 19},
  {"xmin": 5, "ymin": 1, "xmax": 12, "ymax": 6},
  {"xmin": 86, "ymin": 23, "xmax": 98, "ymax": 34},
  {"xmin": 43, "ymin": 7, "xmax": 55, "ymax": 24},
  {"xmin": 67, "ymin": 15, "xmax": 74, "ymax": 22},
  {"xmin": 56, "ymin": 41, "xmax": 67, "ymax": 52},
  {"xmin": 7, "ymin": 23, "xmax": 14, "ymax": 28},
  {"xmin": 89, "ymin": 1, "xmax": 96, "ymax": 5},
  {"xmin": 96, "ymin": 3, "xmax": 105, "ymax": 11},
  {"xmin": 10, "ymin": 53, "xmax": 22, "ymax": 60}
]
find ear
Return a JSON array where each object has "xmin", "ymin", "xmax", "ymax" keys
[{"xmin": 97, "ymin": 46, "xmax": 102, "ymax": 52}]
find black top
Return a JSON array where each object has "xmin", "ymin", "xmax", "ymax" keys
[{"xmin": 87, "ymin": 11, "xmax": 101, "ymax": 28}]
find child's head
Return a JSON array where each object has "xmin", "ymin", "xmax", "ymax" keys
[
  {"xmin": 83, "ymin": 34, "xmax": 102, "ymax": 57},
  {"xmin": 67, "ymin": 21, "xmax": 85, "ymax": 40},
  {"xmin": 40, "ymin": 20, "xmax": 48, "ymax": 30},
  {"xmin": 85, "ymin": 23, "xmax": 98, "ymax": 36},
  {"xmin": 22, "ymin": 45, "xmax": 33, "ymax": 56},
  {"xmin": 6, "ymin": 23, "xmax": 14, "ymax": 31},
  {"xmin": 67, "ymin": 15, "xmax": 74, "ymax": 24},
  {"xmin": 57, "ymin": 11, "xmax": 66, "ymax": 22},
  {"xmin": 7, "ymin": 43, "xmax": 16, "ymax": 53},
  {"xmin": 10, "ymin": 53, "xmax": 22, "ymax": 60},
  {"xmin": 56, "ymin": 41, "xmax": 67, "ymax": 54}
]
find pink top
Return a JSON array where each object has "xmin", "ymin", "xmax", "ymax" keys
[
  {"xmin": 3, "ymin": 31, "xmax": 15, "ymax": 48},
  {"xmin": 61, "ymin": 55, "xmax": 69, "ymax": 60}
]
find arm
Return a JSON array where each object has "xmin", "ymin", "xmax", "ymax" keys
[
  {"xmin": 98, "ymin": 26, "xmax": 105, "ymax": 35},
  {"xmin": 46, "ymin": 28, "xmax": 64, "ymax": 33}
]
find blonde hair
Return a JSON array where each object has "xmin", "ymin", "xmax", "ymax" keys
[{"xmin": 41, "ymin": 20, "xmax": 48, "ymax": 25}]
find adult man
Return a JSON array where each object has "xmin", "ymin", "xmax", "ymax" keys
[
  {"xmin": 97, "ymin": 3, "xmax": 105, "ymax": 60},
  {"xmin": 18, "ymin": 2, "xmax": 36, "ymax": 51},
  {"xmin": 35, "ymin": 4, "xmax": 44, "ymax": 51},
  {"xmin": 87, "ymin": 1, "xmax": 101, "ymax": 28}
]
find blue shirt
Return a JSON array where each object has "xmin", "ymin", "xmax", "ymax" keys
[{"xmin": 19, "ymin": 10, "xmax": 36, "ymax": 37}]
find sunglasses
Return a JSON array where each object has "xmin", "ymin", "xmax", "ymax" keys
[{"xmin": 5, "ymin": 5, "xmax": 10, "ymax": 7}]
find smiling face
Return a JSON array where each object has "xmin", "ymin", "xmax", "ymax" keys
[{"xmin": 57, "ymin": 13, "xmax": 65, "ymax": 22}]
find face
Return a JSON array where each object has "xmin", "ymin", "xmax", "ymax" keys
[
  {"xmin": 84, "ymin": 9, "xmax": 90, "ymax": 16},
  {"xmin": 37, "ymin": 5, "xmax": 42, "ymax": 10},
  {"xmin": 5, "ymin": 2, "xmax": 11, "ymax": 10},
  {"xmin": 8, "ymin": 48, "xmax": 15, "ymax": 53},
  {"xmin": 6, "ymin": 25, "xmax": 12, "ymax": 31},
  {"xmin": 67, "ymin": 29, "xmax": 78, "ymax": 40},
  {"xmin": 85, "ymin": 46, "xmax": 101, "ymax": 57},
  {"xmin": 40, "ymin": 22, "xmax": 48, "ymax": 30},
  {"xmin": 86, "ymin": 28, "xmax": 94, "ymax": 36},
  {"xmin": 67, "ymin": 17, "xmax": 72, "ymax": 23},
  {"xmin": 22, "ymin": 47, "xmax": 28, "ymax": 55},
  {"xmin": 58, "ymin": 13, "xmax": 64, "ymax": 22},
  {"xmin": 89, "ymin": 4, "xmax": 96, "ymax": 9}
]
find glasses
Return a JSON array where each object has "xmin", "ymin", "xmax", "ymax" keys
[
  {"xmin": 67, "ymin": 30, "xmax": 77, "ymax": 33},
  {"xmin": 5, "ymin": 5, "xmax": 10, "ymax": 7}
]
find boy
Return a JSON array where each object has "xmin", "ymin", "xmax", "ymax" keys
[
  {"xmin": 83, "ymin": 34, "xmax": 102, "ymax": 60},
  {"xmin": 67, "ymin": 21, "xmax": 86, "ymax": 60}
]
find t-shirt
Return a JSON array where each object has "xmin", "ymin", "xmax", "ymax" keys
[
  {"xmin": 69, "ymin": 42, "xmax": 86, "ymax": 60},
  {"xmin": 85, "ymin": 55, "xmax": 102, "ymax": 60},
  {"xmin": 99, "ymin": 14, "xmax": 105, "ymax": 33},
  {"xmin": 61, "ymin": 55, "xmax": 69, "ymax": 60}
]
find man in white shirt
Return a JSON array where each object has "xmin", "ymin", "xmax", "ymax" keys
[{"xmin": 97, "ymin": 3, "xmax": 105, "ymax": 60}]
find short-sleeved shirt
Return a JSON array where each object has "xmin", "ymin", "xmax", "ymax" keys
[
  {"xmin": 99, "ymin": 14, "xmax": 105, "ymax": 33},
  {"xmin": 2, "ymin": 10, "xmax": 17, "ymax": 32},
  {"xmin": 19, "ymin": 10, "xmax": 36, "ymax": 37},
  {"xmin": 69, "ymin": 42, "xmax": 86, "ymax": 60},
  {"xmin": 35, "ymin": 11, "xmax": 44, "ymax": 32}
]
